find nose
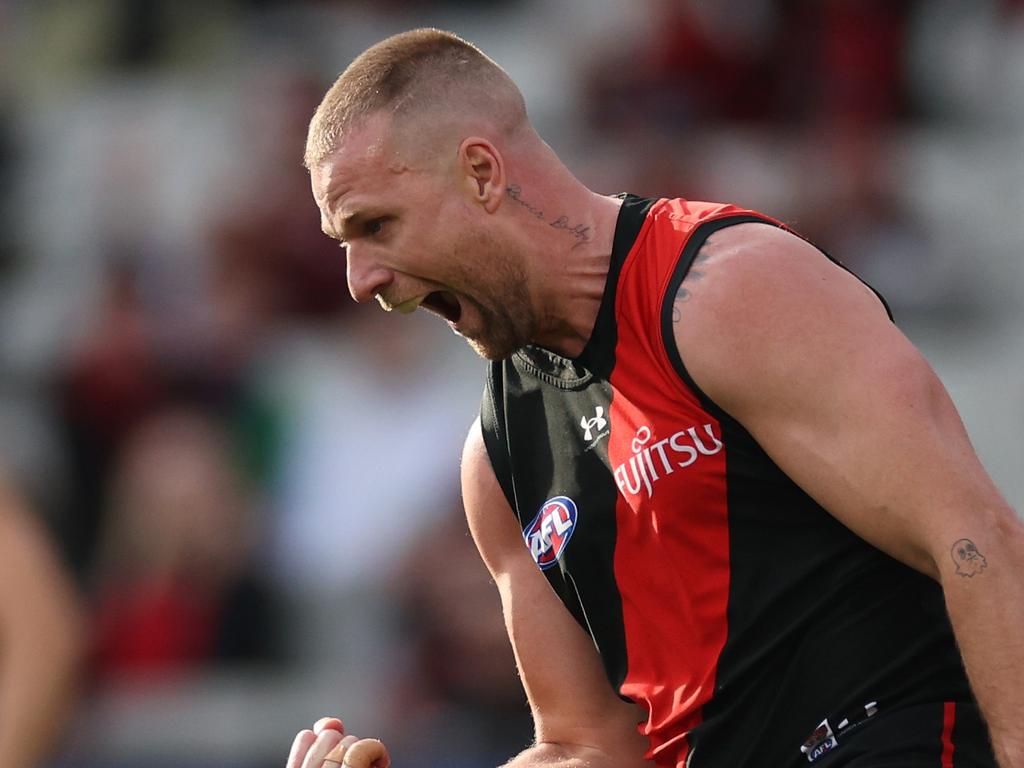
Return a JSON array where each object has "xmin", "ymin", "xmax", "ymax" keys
[{"xmin": 345, "ymin": 246, "xmax": 394, "ymax": 303}]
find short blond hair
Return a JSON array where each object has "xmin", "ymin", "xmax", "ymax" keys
[{"xmin": 304, "ymin": 28, "xmax": 527, "ymax": 169}]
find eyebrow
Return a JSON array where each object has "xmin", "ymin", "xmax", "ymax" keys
[
  {"xmin": 329, "ymin": 207, "xmax": 391, "ymax": 244},
  {"xmin": 322, "ymin": 210, "xmax": 362, "ymax": 243}
]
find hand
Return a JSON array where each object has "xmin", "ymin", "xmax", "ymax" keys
[{"xmin": 287, "ymin": 717, "xmax": 391, "ymax": 768}]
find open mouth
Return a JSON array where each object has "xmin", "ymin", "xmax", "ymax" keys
[{"xmin": 420, "ymin": 290, "xmax": 462, "ymax": 324}]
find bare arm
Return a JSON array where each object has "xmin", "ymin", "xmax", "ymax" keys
[
  {"xmin": 672, "ymin": 222, "xmax": 1024, "ymax": 766},
  {"xmin": 286, "ymin": 423, "xmax": 650, "ymax": 768},
  {"xmin": 0, "ymin": 479, "xmax": 83, "ymax": 768},
  {"xmin": 461, "ymin": 420, "xmax": 650, "ymax": 768}
]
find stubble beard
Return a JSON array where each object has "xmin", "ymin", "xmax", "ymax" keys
[
  {"xmin": 462, "ymin": 278, "xmax": 534, "ymax": 361},
  {"xmin": 450, "ymin": 234, "xmax": 536, "ymax": 361}
]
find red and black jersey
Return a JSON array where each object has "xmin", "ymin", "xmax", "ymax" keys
[{"xmin": 479, "ymin": 195, "xmax": 992, "ymax": 768}]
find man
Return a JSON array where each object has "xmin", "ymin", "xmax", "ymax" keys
[{"xmin": 289, "ymin": 28, "xmax": 1024, "ymax": 768}]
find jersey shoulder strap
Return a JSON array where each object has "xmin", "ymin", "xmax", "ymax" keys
[{"xmin": 479, "ymin": 360, "xmax": 519, "ymax": 515}]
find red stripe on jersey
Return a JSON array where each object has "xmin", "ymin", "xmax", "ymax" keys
[
  {"xmin": 940, "ymin": 701, "xmax": 956, "ymax": 768},
  {"xmin": 607, "ymin": 199, "xmax": 746, "ymax": 766}
]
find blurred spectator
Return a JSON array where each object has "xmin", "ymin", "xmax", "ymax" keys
[
  {"xmin": 206, "ymin": 66, "xmax": 351, "ymax": 331},
  {"xmin": 59, "ymin": 261, "xmax": 168, "ymax": 578},
  {"xmin": 773, "ymin": 0, "xmax": 917, "ymax": 126},
  {"xmin": 0, "ymin": 474, "xmax": 82, "ymax": 768},
  {"xmin": 267, "ymin": 309, "xmax": 481, "ymax": 595},
  {"xmin": 583, "ymin": 0, "xmax": 916, "ymax": 133},
  {"xmin": 787, "ymin": 127, "xmax": 944, "ymax": 315},
  {"xmin": 89, "ymin": 406, "xmax": 281, "ymax": 681},
  {"xmin": 583, "ymin": 0, "xmax": 774, "ymax": 136}
]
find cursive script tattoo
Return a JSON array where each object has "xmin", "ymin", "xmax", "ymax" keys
[
  {"xmin": 507, "ymin": 184, "xmax": 596, "ymax": 249},
  {"xmin": 951, "ymin": 538, "xmax": 988, "ymax": 577},
  {"xmin": 506, "ymin": 184, "xmax": 546, "ymax": 220},
  {"xmin": 549, "ymin": 215, "xmax": 594, "ymax": 249}
]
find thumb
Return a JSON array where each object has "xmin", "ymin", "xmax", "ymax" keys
[{"xmin": 342, "ymin": 738, "xmax": 390, "ymax": 768}]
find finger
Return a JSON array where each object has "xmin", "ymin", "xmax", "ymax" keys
[
  {"xmin": 322, "ymin": 734, "xmax": 358, "ymax": 766},
  {"xmin": 300, "ymin": 729, "xmax": 344, "ymax": 768},
  {"xmin": 314, "ymin": 717, "xmax": 345, "ymax": 735},
  {"xmin": 342, "ymin": 739, "xmax": 390, "ymax": 768},
  {"xmin": 287, "ymin": 730, "xmax": 316, "ymax": 768}
]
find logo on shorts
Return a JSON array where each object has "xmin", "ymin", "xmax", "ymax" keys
[
  {"xmin": 800, "ymin": 719, "xmax": 838, "ymax": 763},
  {"xmin": 523, "ymin": 496, "xmax": 578, "ymax": 570}
]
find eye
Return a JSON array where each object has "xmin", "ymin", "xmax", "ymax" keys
[{"xmin": 366, "ymin": 218, "xmax": 387, "ymax": 235}]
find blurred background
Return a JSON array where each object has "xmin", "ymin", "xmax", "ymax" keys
[{"xmin": 0, "ymin": 0, "xmax": 1022, "ymax": 766}]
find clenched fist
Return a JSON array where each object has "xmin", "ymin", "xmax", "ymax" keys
[{"xmin": 287, "ymin": 717, "xmax": 391, "ymax": 768}]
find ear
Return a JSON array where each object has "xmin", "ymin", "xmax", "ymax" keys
[{"xmin": 457, "ymin": 138, "xmax": 505, "ymax": 213}]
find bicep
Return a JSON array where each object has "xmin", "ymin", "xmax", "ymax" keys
[
  {"xmin": 673, "ymin": 224, "xmax": 1015, "ymax": 581},
  {"xmin": 461, "ymin": 421, "xmax": 646, "ymax": 754}
]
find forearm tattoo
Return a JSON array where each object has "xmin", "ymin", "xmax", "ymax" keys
[{"xmin": 951, "ymin": 538, "xmax": 988, "ymax": 577}]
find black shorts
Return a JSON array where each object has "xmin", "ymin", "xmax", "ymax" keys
[{"xmin": 811, "ymin": 701, "xmax": 996, "ymax": 768}]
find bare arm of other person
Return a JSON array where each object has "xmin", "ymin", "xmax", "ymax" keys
[
  {"xmin": 285, "ymin": 423, "xmax": 650, "ymax": 768},
  {"xmin": 0, "ymin": 478, "xmax": 83, "ymax": 768},
  {"xmin": 671, "ymin": 222, "xmax": 1024, "ymax": 767}
]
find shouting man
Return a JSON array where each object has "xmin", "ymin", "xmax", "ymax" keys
[{"xmin": 289, "ymin": 28, "xmax": 1023, "ymax": 768}]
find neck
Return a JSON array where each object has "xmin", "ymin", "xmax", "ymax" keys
[{"xmin": 505, "ymin": 149, "xmax": 622, "ymax": 358}]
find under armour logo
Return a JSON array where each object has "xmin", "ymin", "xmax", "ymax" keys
[{"xmin": 580, "ymin": 406, "xmax": 608, "ymax": 441}]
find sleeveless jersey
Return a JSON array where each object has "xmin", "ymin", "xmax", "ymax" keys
[{"xmin": 479, "ymin": 195, "xmax": 978, "ymax": 768}]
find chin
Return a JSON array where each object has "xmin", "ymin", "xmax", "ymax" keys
[
  {"xmin": 467, "ymin": 339, "xmax": 510, "ymax": 361},
  {"xmin": 466, "ymin": 334, "xmax": 521, "ymax": 361},
  {"xmin": 460, "ymin": 308, "xmax": 533, "ymax": 361}
]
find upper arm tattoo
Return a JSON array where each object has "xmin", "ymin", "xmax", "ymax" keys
[{"xmin": 672, "ymin": 247, "xmax": 712, "ymax": 322}]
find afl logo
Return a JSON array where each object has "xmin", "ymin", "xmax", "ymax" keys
[{"xmin": 523, "ymin": 496, "xmax": 578, "ymax": 570}]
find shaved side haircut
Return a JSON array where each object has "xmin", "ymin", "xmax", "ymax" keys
[{"xmin": 305, "ymin": 28, "xmax": 528, "ymax": 169}]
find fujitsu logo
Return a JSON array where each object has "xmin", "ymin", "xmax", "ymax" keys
[
  {"xmin": 613, "ymin": 423, "xmax": 723, "ymax": 499},
  {"xmin": 580, "ymin": 406, "xmax": 608, "ymax": 441}
]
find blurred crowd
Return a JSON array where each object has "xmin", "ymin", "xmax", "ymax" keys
[{"xmin": 0, "ymin": 1, "xmax": 1022, "ymax": 767}]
